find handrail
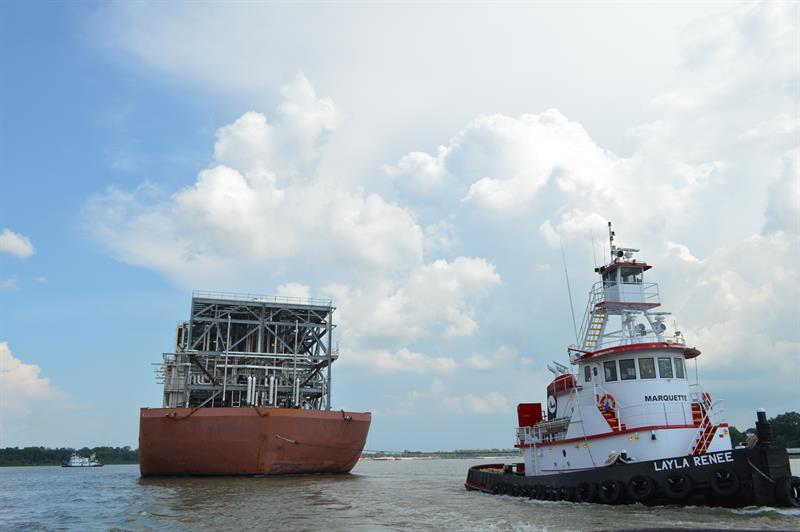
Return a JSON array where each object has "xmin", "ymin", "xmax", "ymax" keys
[{"xmin": 192, "ymin": 290, "xmax": 333, "ymax": 307}]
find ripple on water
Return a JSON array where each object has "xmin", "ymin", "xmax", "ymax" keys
[{"xmin": 2, "ymin": 461, "xmax": 799, "ymax": 531}]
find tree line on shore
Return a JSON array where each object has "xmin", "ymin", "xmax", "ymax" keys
[
  {"xmin": 1, "ymin": 412, "xmax": 796, "ymax": 466},
  {"xmin": 728, "ymin": 411, "xmax": 799, "ymax": 448},
  {"xmin": 0, "ymin": 446, "xmax": 138, "ymax": 466}
]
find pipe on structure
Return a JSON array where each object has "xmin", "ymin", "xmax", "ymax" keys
[{"xmin": 269, "ymin": 375, "xmax": 276, "ymax": 405}]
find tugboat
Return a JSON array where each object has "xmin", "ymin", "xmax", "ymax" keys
[
  {"xmin": 466, "ymin": 223, "xmax": 799, "ymax": 507},
  {"xmin": 62, "ymin": 453, "xmax": 103, "ymax": 467}
]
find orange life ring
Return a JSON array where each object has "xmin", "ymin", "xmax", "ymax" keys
[{"xmin": 598, "ymin": 393, "xmax": 617, "ymax": 412}]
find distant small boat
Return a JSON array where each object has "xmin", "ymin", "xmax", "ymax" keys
[{"xmin": 62, "ymin": 453, "xmax": 103, "ymax": 467}]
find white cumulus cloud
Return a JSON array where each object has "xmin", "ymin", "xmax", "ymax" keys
[
  {"xmin": 466, "ymin": 345, "xmax": 519, "ymax": 370},
  {"xmin": 86, "ymin": 77, "xmax": 424, "ymax": 288},
  {"xmin": 442, "ymin": 392, "xmax": 509, "ymax": 415},
  {"xmin": 86, "ymin": 75, "xmax": 502, "ymax": 377},
  {"xmin": 326, "ymin": 256, "xmax": 500, "ymax": 352},
  {"xmin": 0, "ymin": 342, "xmax": 58, "ymax": 419},
  {"xmin": 0, "ymin": 228, "xmax": 35, "ymax": 259}
]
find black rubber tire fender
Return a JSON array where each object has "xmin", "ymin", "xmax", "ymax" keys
[
  {"xmin": 709, "ymin": 468, "xmax": 740, "ymax": 497},
  {"xmin": 496, "ymin": 483, "xmax": 506, "ymax": 495},
  {"xmin": 775, "ymin": 476, "xmax": 800, "ymax": 508},
  {"xmin": 627, "ymin": 475, "xmax": 656, "ymax": 502},
  {"xmin": 510, "ymin": 484, "xmax": 520, "ymax": 497},
  {"xmin": 597, "ymin": 479, "xmax": 625, "ymax": 504},
  {"xmin": 663, "ymin": 473, "xmax": 692, "ymax": 500},
  {"xmin": 559, "ymin": 486, "xmax": 572, "ymax": 501},
  {"xmin": 576, "ymin": 481, "xmax": 597, "ymax": 503}
]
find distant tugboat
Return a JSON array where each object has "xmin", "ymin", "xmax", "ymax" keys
[
  {"xmin": 62, "ymin": 453, "xmax": 103, "ymax": 467},
  {"xmin": 466, "ymin": 223, "xmax": 800, "ymax": 507}
]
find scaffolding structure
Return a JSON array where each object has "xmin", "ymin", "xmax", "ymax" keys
[{"xmin": 156, "ymin": 291, "xmax": 337, "ymax": 410}]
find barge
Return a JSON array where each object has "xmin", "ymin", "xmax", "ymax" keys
[{"xmin": 139, "ymin": 291, "xmax": 370, "ymax": 476}]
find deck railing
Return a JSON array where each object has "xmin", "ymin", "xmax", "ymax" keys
[{"xmin": 192, "ymin": 290, "xmax": 332, "ymax": 307}]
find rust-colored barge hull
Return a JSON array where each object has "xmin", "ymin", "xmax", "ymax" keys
[{"xmin": 139, "ymin": 407, "xmax": 371, "ymax": 476}]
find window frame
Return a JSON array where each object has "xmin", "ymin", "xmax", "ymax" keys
[
  {"xmin": 673, "ymin": 357, "xmax": 686, "ymax": 379},
  {"xmin": 619, "ymin": 358, "xmax": 637, "ymax": 380},
  {"xmin": 584, "ymin": 365, "xmax": 591, "ymax": 383},
  {"xmin": 639, "ymin": 357, "xmax": 656, "ymax": 379},
  {"xmin": 658, "ymin": 357, "xmax": 674, "ymax": 379},
  {"xmin": 603, "ymin": 360, "xmax": 618, "ymax": 382},
  {"xmin": 620, "ymin": 267, "xmax": 643, "ymax": 284}
]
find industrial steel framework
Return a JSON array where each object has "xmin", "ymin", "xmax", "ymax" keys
[{"xmin": 156, "ymin": 291, "xmax": 337, "ymax": 410}]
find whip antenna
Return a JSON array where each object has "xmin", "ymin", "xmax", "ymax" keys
[{"xmin": 560, "ymin": 239, "xmax": 579, "ymax": 344}]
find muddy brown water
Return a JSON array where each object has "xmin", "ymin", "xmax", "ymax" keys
[{"xmin": 1, "ymin": 458, "xmax": 798, "ymax": 530}]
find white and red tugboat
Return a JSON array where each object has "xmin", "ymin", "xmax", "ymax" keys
[{"xmin": 466, "ymin": 223, "xmax": 799, "ymax": 507}]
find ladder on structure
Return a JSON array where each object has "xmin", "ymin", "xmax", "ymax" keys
[
  {"xmin": 690, "ymin": 394, "xmax": 717, "ymax": 455},
  {"xmin": 582, "ymin": 309, "xmax": 608, "ymax": 351}
]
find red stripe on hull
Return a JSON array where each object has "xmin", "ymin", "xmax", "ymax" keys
[{"xmin": 139, "ymin": 407, "xmax": 371, "ymax": 476}]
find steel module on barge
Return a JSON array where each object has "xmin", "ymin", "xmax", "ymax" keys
[
  {"xmin": 139, "ymin": 291, "xmax": 370, "ymax": 476},
  {"xmin": 465, "ymin": 223, "xmax": 799, "ymax": 507}
]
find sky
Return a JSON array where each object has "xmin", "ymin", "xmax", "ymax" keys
[{"xmin": 0, "ymin": 1, "xmax": 797, "ymax": 451}]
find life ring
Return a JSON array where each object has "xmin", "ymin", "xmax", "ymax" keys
[
  {"xmin": 597, "ymin": 479, "xmax": 625, "ymax": 504},
  {"xmin": 663, "ymin": 473, "xmax": 692, "ymax": 499},
  {"xmin": 597, "ymin": 393, "xmax": 617, "ymax": 412},
  {"xmin": 627, "ymin": 475, "xmax": 656, "ymax": 502},
  {"xmin": 576, "ymin": 481, "xmax": 597, "ymax": 503},
  {"xmin": 775, "ymin": 476, "xmax": 800, "ymax": 507},
  {"xmin": 710, "ymin": 468, "xmax": 740, "ymax": 497}
]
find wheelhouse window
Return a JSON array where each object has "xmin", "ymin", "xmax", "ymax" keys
[
  {"xmin": 602, "ymin": 270, "xmax": 617, "ymax": 286},
  {"xmin": 603, "ymin": 361, "xmax": 618, "ymax": 382},
  {"xmin": 674, "ymin": 357, "xmax": 686, "ymax": 379},
  {"xmin": 620, "ymin": 267, "xmax": 643, "ymax": 284},
  {"xmin": 639, "ymin": 358, "xmax": 656, "ymax": 379},
  {"xmin": 658, "ymin": 357, "xmax": 674, "ymax": 378},
  {"xmin": 584, "ymin": 365, "xmax": 591, "ymax": 383},
  {"xmin": 619, "ymin": 359, "xmax": 636, "ymax": 380}
]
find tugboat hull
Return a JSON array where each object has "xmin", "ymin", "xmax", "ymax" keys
[{"xmin": 466, "ymin": 446, "xmax": 800, "ymax": 507}]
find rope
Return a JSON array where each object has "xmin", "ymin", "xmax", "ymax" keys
[
  {"xmin": 274, "ymin": 434, "xmax": 366, "ymax": 453},
  {"xmin": 747, "ymin": 457, "xmax": 776, "ymax": 484}
]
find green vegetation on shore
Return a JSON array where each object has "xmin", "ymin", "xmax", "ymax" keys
[
  {"xmin": 729, "ymin": 411, "xmax": 800, "ymax": 448},
  {"xmin": 0, "ymin": 446, "xmax": 138, "ymax": 467}
]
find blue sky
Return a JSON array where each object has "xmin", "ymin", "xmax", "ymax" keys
[{"xmin": 1, "ymin": 2, "xmax": 797, "ymax": 450}]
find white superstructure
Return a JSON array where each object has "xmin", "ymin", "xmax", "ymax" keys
[
  {"xmin": 517, "ymin": 223, "xmax": 731, "ymax": 476},
  {"xmin": 63, "ymin": 453, "xmax": 102, "ymax": 467}
]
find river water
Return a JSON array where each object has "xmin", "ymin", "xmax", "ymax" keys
[{"xmin": 1, "ymin": 459, "xmax": 798, "ymax": 531}]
